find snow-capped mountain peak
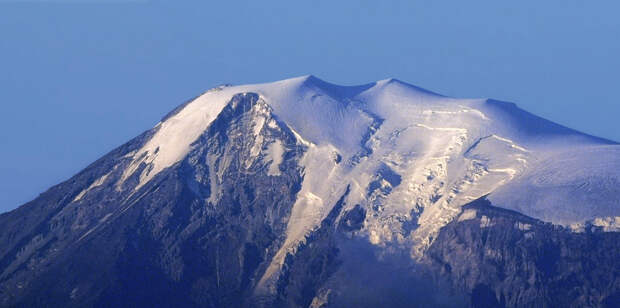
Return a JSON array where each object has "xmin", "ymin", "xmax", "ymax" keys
[
  {"xmin": 2, "ymin": 75, "xmax": 619, "ymax": 307},
  {"xmin": 114, "ymin": 76, "xmax": 619, "ymax": 269}
]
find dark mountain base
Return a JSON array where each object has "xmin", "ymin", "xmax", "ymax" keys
[{"xmin": 426, "ymin": 198, "xmax": 620, "ymax": 308}]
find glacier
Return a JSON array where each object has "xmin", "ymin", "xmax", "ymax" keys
[
  {"xmin": 2, "ymin": 75, "xmax": 620, "ymax": 307},
  {"xmin": 113, "ymin": 75, "xmax": 620, "ymax": 290}
]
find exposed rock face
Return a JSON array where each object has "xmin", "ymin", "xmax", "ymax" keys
[
  {"xmin": 426, "ymin": 198, "xmax": 620, "ymax": 308},
  {"xmin": 1, "ymin": 77, "xmax": 619, "ymax": 307},
  {"xmin": 0, "ymin": 93, "xmax": 308, "ymax": 307}
]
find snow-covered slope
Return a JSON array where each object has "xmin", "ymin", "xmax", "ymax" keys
[
  {"xmin": 120, "ymin": 75, "xmax": 619, "ymax": 268},
  {"xmin": 3, "ymin": 75, "xmax": 620, "ymax": 307}
]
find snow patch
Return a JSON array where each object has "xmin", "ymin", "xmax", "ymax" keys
[
  {"xmin": 489, "ymin": 135, "xmax": 529, "ymax": 152},
  {"xmin": 480, "ymin": 215, "xmax": 493, "ymax": 228},
  {"xmin": 257, "ymin": 143, "xmax": 345, "ymax": 294},
  {"xmin": 570, "ymin": 216, "xmax": 620, "ymax": 232},
  {"xmin": 515, "ymin": 222, "xmax": 532, "ymax": 231},
  {"xmin": 415, "ymin": 123, "xmax": 467, "ymax": 133},
  {"xmin": 99, "ymin": 213, "xmax": 113, "ymax": 223},
  {"xmin": 266, "ymin": 140, "xmax": 285, "ymax": 176},
  {"xmin": 104, "ymin": 75, "xmax": 620, "ymax": 293},
  {"xmin": 458, "ymin": 209, "xmax": 477, "ymax": 222},
  {"xmin": 73, "ymin": 172, "xmax": 111, "ymax": 202},
  {"xmin": 592, "ymin": 217, "xmax": 620, "ymax": 231}
]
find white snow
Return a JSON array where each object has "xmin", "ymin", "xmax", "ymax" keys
[
  {"xmin": 569, "ymin": 216, "xmax": 620, "ymax": 233},
  {"xmin": 591, "ymin": 216, "xmax": 620, "ymax": 232},
  {"xmin": 480, "ymin": 215, "xmax": 493, "ymax": 228},
  {"xmin": 112, "ymin": 75, "xmax": 619, "ymax": 294},
  {"xmin": 265, "ymin": 140, "xmax": 285, "ymax": 176},
  {"xmin": 120, "ymin": 75, "xmax": 373, "ymax": 189},
  {"xmin": 73, "ymin": 172, "xmax": 112, "ymax": 202},
  {"xmin": 257, "ymin": 143, "xmax": 346, "ymax": 293},
  {"xmin": 515, "ymin": 222, "xmax": 532, "ymax": 231},
  {"xmin": 489, "ymin": 145, "xmax": 620, "ymax": 225},
  {"xmin": 458, "ymin": 209, "xmax": 477, "ymax": 222}
]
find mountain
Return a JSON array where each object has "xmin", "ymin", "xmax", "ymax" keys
[{"xmin": 1, "ymin": 75, "xmax": 619, "ymax": 307}]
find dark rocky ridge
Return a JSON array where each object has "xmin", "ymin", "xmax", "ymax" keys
[
  {"xmin": 426, "ymin": 198, "xmax": 620, "ymax": 308},
  {"xmin": 0, "ymin": 93, "xmax": 307, "ymax": 307}
]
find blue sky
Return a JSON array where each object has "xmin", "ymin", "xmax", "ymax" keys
[{"xmin": 1, "ymin": 0, "xmax": 619, "ymax": 212}]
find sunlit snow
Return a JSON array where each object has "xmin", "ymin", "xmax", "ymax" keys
[{"xmin": 115, "ymin": 75, "xmax": 619, "ymax": 293}]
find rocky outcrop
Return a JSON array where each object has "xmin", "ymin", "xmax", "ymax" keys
[
  {"xmin": 0, "ymin": 93, "xmax": 307, "ymax": 307},
  {"xmin": 426, "ymin": 198, "xmax": 620, "ymax": 308}
]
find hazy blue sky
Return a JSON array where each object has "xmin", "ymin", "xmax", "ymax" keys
[{"xmin": 1, "ymin": 0, "xmax": 619, "ymax": 212}]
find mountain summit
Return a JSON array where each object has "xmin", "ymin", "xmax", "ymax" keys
[{"xmin": 1, "ymin": 76, "xmax": 619, "ymax": 307}]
